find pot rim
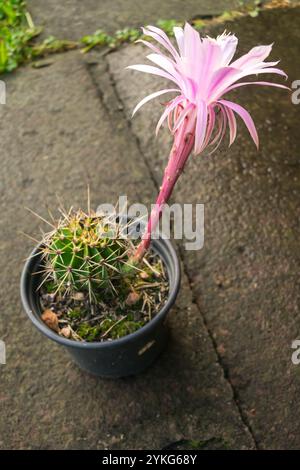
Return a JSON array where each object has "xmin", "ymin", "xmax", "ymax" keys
[{"xmin": 20, "ymin": 237, "xmax": 181, "ymax": 349}]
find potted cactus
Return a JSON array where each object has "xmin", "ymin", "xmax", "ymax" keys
[
  {"xmin": 21, "ymin": 23, "xmax": 288, "ymax": 378},
  {"xmin": 21, "ymin": 207, "xmax": 180, "ymax": 377}
]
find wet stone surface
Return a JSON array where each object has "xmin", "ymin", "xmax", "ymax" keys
[
  {"xmin": 0, "ymin": 3, "xmax": 299, "ymax": 450},
  {"xmin": 0, "ymin": 54, "xmax": 253, "ymax": 449},
  {"xmin": 106, "ymin": 6, "xmax": 300, "ymax": 449},
  {"xmin": 28, "ymin": 0, "xmax": 246, "ymax": 39}
]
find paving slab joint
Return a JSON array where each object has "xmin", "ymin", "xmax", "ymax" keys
[
  {"xmin": 180, "ymin": 246, "xmax": 260, "ymax": 450},
  {"xmin": 86, "ymin": 52, "xmax": 259, "ymax": 449}
]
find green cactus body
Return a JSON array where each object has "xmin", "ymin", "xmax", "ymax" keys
[
  {"xmin": 36, "ymin": 206, "xmax": 168, "ymax": 342},
  {"xmin": 42, "ymin": 211, "xmax": 134, "ymax": 298}
]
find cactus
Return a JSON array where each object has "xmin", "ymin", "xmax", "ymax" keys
[
  {"xmin": 40, "ymin": 208, "xmax": 136, "ymax": 300},
  {"xmin": 30, "ymin": 203, "xmax": 169, "ymax": 341}
]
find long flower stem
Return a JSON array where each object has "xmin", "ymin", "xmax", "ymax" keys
[{"xmin": 132, "ymin": 122, "xmax": 195, "ymax": 263}]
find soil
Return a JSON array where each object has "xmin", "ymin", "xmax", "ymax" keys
[{"xmin": 39, "ymin": 251, "xmax": 169, "ymax": 342}]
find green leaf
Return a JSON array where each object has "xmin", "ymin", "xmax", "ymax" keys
[{"xmin": 0, "ymin": 40, "xmax": 8, "ymax": 67}]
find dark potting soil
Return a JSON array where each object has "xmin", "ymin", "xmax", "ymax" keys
[{"xmin": 39, "ymin": 251, "xmax": 169, "ymax": 342}]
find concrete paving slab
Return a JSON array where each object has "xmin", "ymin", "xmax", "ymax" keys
[
  {"xmin": 0, "ymin": 53, "xmax": 253, "ymax": 449},
  {"xmin": 28, "ymin": 0, "xmax": 248, "ymax": 39},
  {"xmin": 106, "ymin": 6, "xmax": 300, "ymax": 449}
]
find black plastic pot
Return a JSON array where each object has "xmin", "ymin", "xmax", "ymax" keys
[{"xmin": 20, "ymin": 237, "xmax": 180, "ymax": 378}]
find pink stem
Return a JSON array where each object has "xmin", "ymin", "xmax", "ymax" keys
[{"xmin": 133, "ymin": 115, "xmax": 195, "ymax": 263}]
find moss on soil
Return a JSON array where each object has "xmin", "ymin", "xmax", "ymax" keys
[{"xmin": 40, "ymin": 252, "xmax": 169, "ymax": 342}]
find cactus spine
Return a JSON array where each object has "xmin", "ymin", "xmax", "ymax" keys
[{"xmin": 40, "ymin": 209, "xmax": 136, "ymax": 299}]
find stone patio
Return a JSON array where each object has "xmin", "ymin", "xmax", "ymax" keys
[{"xmin": 0, "ymin": 2, "xmax": 299, "ymax": 450}]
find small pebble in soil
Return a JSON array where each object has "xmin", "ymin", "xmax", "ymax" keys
[
  {"xmin": 125, "ymin": 292, "xmax": 140, "ymax": 306},
  {"xmin": 41, "ymin": 309, "xmax": 59, "ymax": 333},
  {"xmin": 39, "ymin": 253, "xmax": 169, "ymax": 342}
]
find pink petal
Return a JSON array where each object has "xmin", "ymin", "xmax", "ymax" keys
[
  {"xmin": 146, "ymin": 53, "xmax": 190, "ymax": 98},
  {"xmin": 210, "ymin": 69, "xmax": 288, "ymax": 102},
  {"xmin": 261, "ymin": 60, "xmax": 280, "ymax": 68},
  {"xmin": 231, "ymin": 44, "xmax": 273, "ymax": 70},
  {"xmin": 203, "ymin": 106, "xmax": 216, "ymax": 148},
  {"xmin": 146, "ymin": 54, "xmax": 179, "ymax": 80},
  {"xmin": 173, "ymin": 102, "xmax": 194, "ymax": 132},
  {"xmin": 197, "ymin": 40, "xmax": 222, "ymax": 87},
  {"xmin": 224, "ymin": 66, "xmax": 288, "ymax": 88},
  {"xmin": 242, "ymin": 67, "xmax": 288, "ymax": 78},
  {"xmin": 225, "ymin": 80, "xmax": 290, "ymax": 94},
  {"xmin": 156, "ymin": 96, "xmax": 184, "ymax": 135},
  {"xmin": 223, "ymin": 105, "xmax": 237, "ymax": 146},
  {"xmin": 126, "ymin": 64, "xmax": 179, "ymax": 86},
  {"xmin": 219, "ymin": 99, "xmax": 258, "ymax": 148},
  {"xmin": 209, "ymin": 106, "xmax": 225, "ymax": 147},
  {"xmin": 168, "ymin": 107, "xmax": 173, "ymax": 132},
  {"xmin": 143, "ymin": 26, "xmax": 179, "ymax": 60},
  {"xmin": 207, "ymin": 108, "xmax": 227, "ymax": 154},
  {"xmin": 173, "ymin": 27, "xmax": 185, "ymax": 55},
  {"xmin": 135, "ymin": 39, "xmax": 163, "ymax": 55},
  {"xmin": 207, "ymin": 66, "xmax": 240, "ymax": 101},
  {"xmin": 132, "ymin": 88, "xmax": 180, "ymax": 117},
  {"xmin": 183, "ymin": 22, "xmax": 202, "ymax": 58},
  {"xmin": 194, "ymin": 99, "xmax": 208, "ymax": 154},
  {"xmin": 219, "ymin": 34, "xmax": 238, "ymax": 66}
]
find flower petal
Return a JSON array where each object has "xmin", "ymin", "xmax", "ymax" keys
[
  {"xmin": 219, "ymin": 99, "xmax": 258, "ymax": 148},
  {"xmin": 135, "ymin": 39, "xmax": 163, "ymax": 55},
  {"xmin": 132, "ymin": 88, "xmax": 180, "ymax": 117},
  {"xmin": 209, "ymin": 68, "xmax": 288, "ymax": 102},
  {"xmin": 194, "ymin": 99, "xmax": 208, "ymax": 154},
  {"xmin": 219, "ymin": 33, "xmax": 238, "ymax": 66},
  {"xmin": 146, "ymin": 54, "xmax": 178, "ymax": 78},
  {"xmin": 143, "ymin": 26, "xmax": 179, "ymax": 60},
  {"xmin": 126, "ymin": 64, "xmax": 179, "ymax": 86},
  {"xmin": 156, "ymin": 96, "xmax": 184, "ymax": 135},
  {"xmin": 207, "ymin": 108, "xmax": 227, "ymax": 154},
  {"xmin": 128, "ymin": 22, "xmax": 288, "ymax": 154},
  {"xmin": 197, "ymin": 39, "xmax": 223, "ymax": 87},
  {"xmin": 225, "ymin": 80, "xmax": 290, "ymax": 94},
  {"xmin": 209, "ymin": 110, "xmax": 224, "ymax": 147},
  {"xmin": 203, "ymin": 106, "xmax": 216, "ymax": 148},
  {"xmin": 173, "ymin": 26, "xmax": 185, "ymax": 55},
  {"xmin": 223, "ymin": 105, "xmax": 237, "ymax": 146},
  {"xmin": 231, "ymin": 44, "xmax": 273, "ymax": 70},
  {"xmin": 261, "ymin": 60, "xmax": 280, "ymax": 68},
  {"xmin": 207, "ymin": 66, "xmax": 240, "ymax": 101},
  {"xmin": 239, "ymin": 66, "xmax": 288, "ymax": 79},
  {"xmin": 183, "ymin": 23, "xmax": 204, "ymax": 80},
  {"xmin": 173, "ymin": 102, "xmax": 194, "ymax": 133}
]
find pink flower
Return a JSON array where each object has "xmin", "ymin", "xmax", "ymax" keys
[{"xmin": 127, "ymin": 24, "xmax": 289, "ymax": 261}]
